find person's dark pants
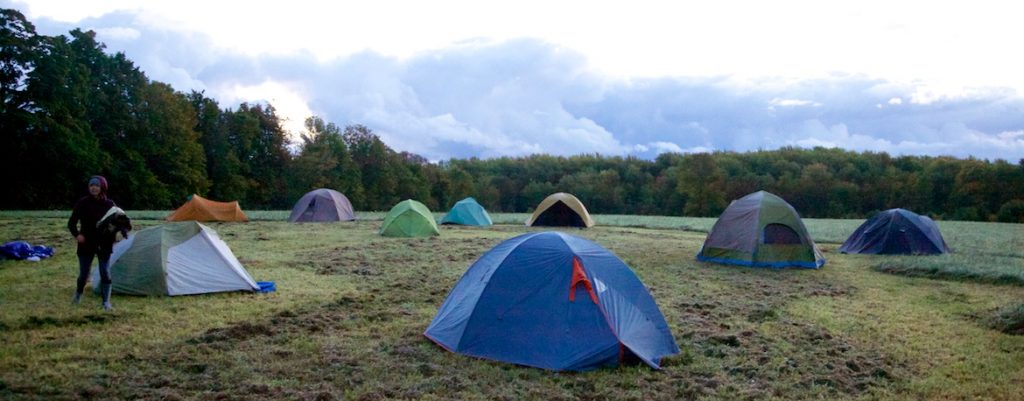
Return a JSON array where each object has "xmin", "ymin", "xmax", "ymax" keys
[{"xmin": 76, "ymin": 249, "xmax": 111, "ymax": 302}]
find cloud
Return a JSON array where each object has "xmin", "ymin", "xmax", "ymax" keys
[
  {"xmin": 769, "ymin": 98, "xmax": 820, "ymax": 107},
  {"xmin": 11, "ymin": 4, "xmax": 1024, "ymax": 162},
  {"xmin": 649, "ymin": 142, "xmax": 685, "ymax": 154},
  {"xmin": 92, "ymin": 26, "xmax": 138, "ymax": 40}
]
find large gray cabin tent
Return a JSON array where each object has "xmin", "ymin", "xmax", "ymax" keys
[
  {"xmin": 696, "ymin": 191, "xmax": 825, "ymax": 268},
  {"xmin": 93, "ymin": 221, "xmax": 259, "ymax": 296},
  {"xmin": 289, "ymin": 188, "xmax": 356, "ymax": 222}
]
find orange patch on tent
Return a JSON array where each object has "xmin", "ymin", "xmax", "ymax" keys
[{"xmin": 569, "ymin": 257, "xmax": 598, "ymax": 304}]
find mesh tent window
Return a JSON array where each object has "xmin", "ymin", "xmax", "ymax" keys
[
  {"xmin": 301, "ymin": 198, "xmax": 317, "ymax": 220},
  {"xmin": 763, "ymin": 224, "xmax": 801, "ymax": 244}
]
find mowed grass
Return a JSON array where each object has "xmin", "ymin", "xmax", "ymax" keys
[{"xmin": 0, "ymin": 213, "xmax": 1022, "ymax": 400}]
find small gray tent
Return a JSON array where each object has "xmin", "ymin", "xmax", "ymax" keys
[
  {"xmin": 289, "ymin": 188, "xmax": 356, "ymax": 222},
  {"xmin": 439, "ymin": 197, "xmax": 493, "ymax": 226},
  {"xmin": 93, "ymin": 221, "xmax": 259, "ymax": 296}
]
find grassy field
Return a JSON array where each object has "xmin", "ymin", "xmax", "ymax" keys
[{"xmin": 1, "ymin": 212, "xmax": 1023, "ymax": 400}]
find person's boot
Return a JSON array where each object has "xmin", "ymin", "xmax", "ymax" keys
[
  {"xmin": 100, "ymin": 283, "xmax": 113, "ymax": 311},
  {"xmin": 71, "ymin": 291, "xmax": 82, "ymax": 305}
]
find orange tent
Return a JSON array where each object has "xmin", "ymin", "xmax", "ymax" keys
[{"xmin": 166, "ymin": 194, "xmax": 248, "ymax": 222}]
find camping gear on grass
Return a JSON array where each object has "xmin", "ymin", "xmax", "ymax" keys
[{"xmin": 0, "ymin": 241, "xmax": 54, "ymax": 261}]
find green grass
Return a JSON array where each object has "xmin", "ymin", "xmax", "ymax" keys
[
  {"xmin": 1, "ymin": 213, "xmax": 1023, "ymax": 400},
  {"xmin": 863, "ymin": 221, "xmax": 1024, "ymax": 285}
]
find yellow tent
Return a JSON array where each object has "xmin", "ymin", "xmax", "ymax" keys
[{"xmin": 525, "ymin": 192, "xmax": 595, "ymax": 228}]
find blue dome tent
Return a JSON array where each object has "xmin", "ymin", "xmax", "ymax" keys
[
  {"xmin": 839, "ymin": 209, "xmax": 950, "ymax": 255},
  {"xmin": 424, "ymin": 232, "xmax": 678, "ymax": 371}
]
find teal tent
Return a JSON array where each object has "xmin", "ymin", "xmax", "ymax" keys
[{"xmin": 439, "ymin": 197, "xmax": 493, "ymax": 226}]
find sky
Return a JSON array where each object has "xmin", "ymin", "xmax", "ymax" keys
[{"xmin": 6, "ymin": 0, "xmax": 1024, "ymax": 161}]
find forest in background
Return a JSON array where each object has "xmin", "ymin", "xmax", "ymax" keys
[{"xmin": 3, "ymin": 9, "xmax": 1023, "ymax": 222}]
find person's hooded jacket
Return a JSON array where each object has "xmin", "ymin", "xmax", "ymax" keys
[{"xmin": 67, "ymin": 176, "xmax": 123, "ymax": 256}]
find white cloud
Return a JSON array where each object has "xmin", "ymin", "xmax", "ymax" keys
[
  {"xmin": 220, "ymin": 80, "xmax": 314, "ymax": 137},
  {"xmin": 650, "ymin": 141, "xmax": 685, "ymax": 153},
  {"xmin": 12, "ymin": 0, "xmax": 1024, "ymax": 97},
  {"xmin": 92, "ymin": 26, "xmax": 138, "ymax": 40},
  {"xmin": 8, "ymin": 2, "xmax": 1024, "ymax": 162},
  {"xmin": 790, "ymin": 120, "xmax": 1024, "ymax": 160},
  {"xmin": 681, "ymin": 146, "xmax": 713, "ymax": 154},
  {"xmin": 770, "ymin": 98, "xmax": 820, "ymax": 107}
]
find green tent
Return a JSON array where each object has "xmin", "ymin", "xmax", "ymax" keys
[
  {"xmin": 696, "ymin": 191, "xmax": 825, "ymax": 269},
  {"xmin": 93, "ymin": 221, "xmax": 259, "ymax": 296},
  {"xmin": 380, "ymin": 199, "xmax": 441, "ymax": 237},
  {"xmin": 439, "ymin": 197, "xmax": 493, "ymax": 226}
]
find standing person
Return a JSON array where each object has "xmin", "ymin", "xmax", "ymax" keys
[{"xmin": 67, "ymin": 176, "xmax": 128, "ymax": 310}]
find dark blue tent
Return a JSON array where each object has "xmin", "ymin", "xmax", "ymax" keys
[
  {"xmin": 424, "ymin": 231, "xmax": 678, "ymax": 371},
  {"xmin": 839, "ymin": 209, "xmax": 950, "ymax": 255}
]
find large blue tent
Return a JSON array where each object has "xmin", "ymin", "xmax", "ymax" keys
[
  {"xmin": 424, "ymin": 231, "xmax": 679, "ymax": 371},
  {"xmin": 839, "ymin": 208, "xmax": 950, "ymax": 255},
  {"xmin": 439, "ymin": 197, "xmax": 493, "ymax": 226}
]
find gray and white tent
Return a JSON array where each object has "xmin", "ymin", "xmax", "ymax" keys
[
  {"xmin": 93, "ymin": 221, "xmax": 259, "ymax": 296},
  {"xmin": 289, "ymin": 188, "xmax": 356, "ymax": 222}
]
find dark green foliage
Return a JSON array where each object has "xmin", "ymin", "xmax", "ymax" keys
[
  {"xmin": 289, "ymin": 116, "xmax": 364, "ymax": 206},
  {"xmin": 997, "ymin": 199, "xmax": 1024, "ymax": 223},
  {"xmin": 677, "ymin": 153, "xmax": 725, "ymax": 216}
]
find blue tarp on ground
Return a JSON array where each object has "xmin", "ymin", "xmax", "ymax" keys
[
  {"xmin": 0, "ymin": 241, "xmax": 54, "ymax": 261},
  {"xmin": 839, "ymin": 208, "xmax": 950, "ymax": 255},
  {"xmin": 424, "ymin": 231, "xmax": 679, "ymax": 371}
]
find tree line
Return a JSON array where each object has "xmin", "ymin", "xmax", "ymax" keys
[{"xmin": 3, "ymin": 9, "xmax": 1023, "ymax": 222}]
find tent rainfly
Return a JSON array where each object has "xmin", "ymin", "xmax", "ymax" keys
[
  {"xmin": 380, "ymin": 199, "xmax": 440, "ymax": 237},
  {"xmin": 439, "ymin": 197, "xmax": 493, "ymax": 226},
  {"xmin": 289, "ymin": 188, "xmax": 356, "ymax": 222},
  {"xmin": 425, "ymin": 231, "xmax": 679, "ymax": 371},
  {"xmin": 839, "ymin": 208, "xmax": 950, "ymax": 255},
  {"xmin": 525, "ymin": 192, "xmax": 595, "ymax": 228},
  {"xmin": 93, "ymin": 221, "xmax": 259, "ymax": 296},
  {"xmin": 696, "ymin": 191, "xmax": 825, "ymax": 269},
  {"xmin": 166, "ymin": 194, "xmax": 248, "ymax": 222}
]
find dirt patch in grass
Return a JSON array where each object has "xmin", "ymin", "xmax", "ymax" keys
[
  {"xmin": 106, "ymin": 294, "xmax": 400, "ymax": 400},
  {"xmin": 986, "ymin": 303, "xmax": 1024, "ymax": 335},
  {"xmin": 17, "ymin": 313, "xmax": 115, "ymax": 330},
  {"xmin": 308, "ymin": 236, "xmax": 502, "ymax": 276},
  {"xmin": 664, "ymin": 266, "xmax": 896, "ymax": 399}
]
